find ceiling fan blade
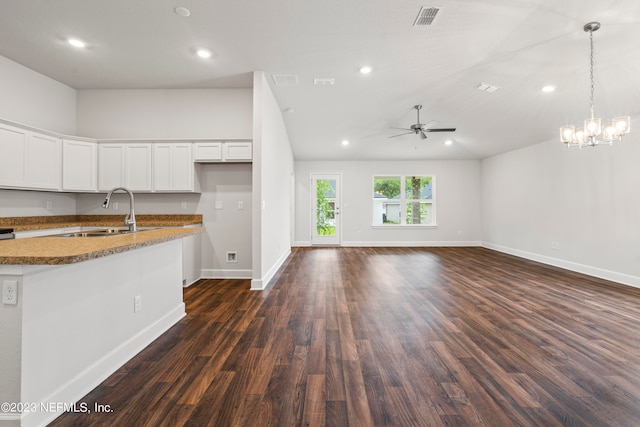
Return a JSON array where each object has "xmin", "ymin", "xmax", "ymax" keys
[
  {"xmin": 419, "ymin": 130, "xmax": 428, "ymax": 139},
  {"xmin": 388, "ymin": 131, "xmax": 415, "ymax": 138},
  {"xmin": 425, "ymin": 128, "xmax": 456, "ymax": 132},
  {"xmin": 389, "ymin": 127, "xmax": 413, "ymax": 131}
]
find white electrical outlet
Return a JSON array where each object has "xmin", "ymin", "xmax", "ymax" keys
[
  {"xmin": 551, "ymin": 242, "xmax": 560, "ymax": 250},
  {"xmin": 46, "ymin": 201, "xmax": 53, "ymax": 210},
  {"xmin": 3, "ymin": 280, "xmax": 18, "ymax": 305},
  {"xmin": 226, "ymin": 251, "xmax": 238, "ymax": 263},
  {"xmin": 181, "ymin": 202, "xmax": 187, "ymax": 209},
  {"xmin": 113, "ymin": 202, "xmax": 119, "ymax": 210},
  {"xmin": 134, "ymin": 295, "xmax": 142, "ymax": 313},
  {"xmin": 237, "ymin": 201, "xmax": 244, "ymax": 210}
]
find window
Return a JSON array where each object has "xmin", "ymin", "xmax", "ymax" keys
[{"xmin": 373, "ymin": 175, "xmax": 435, "ymax": 226}]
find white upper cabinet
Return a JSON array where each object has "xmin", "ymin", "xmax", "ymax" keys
[
  {"xmin": 153, "ymin": 143, "xmax": 194, "ymax": 192},
  {"xmin": 98, "ymin": 143, "xmax": 152, "ymax": 191},
  {"xmin": 194, "ymin": 141, "xmax": 251, "ymax": 162},
  {"xmin": 223, "ymin": 142, "xmax": 252, "ymax": 161},
  {"xmin": 0, "ymin": 123, "xmax": 61, "ymax": 190},
  {"xmin": 0, "ymin": 124, "xmax": 27, "ymax": 187},
  {"xmin": 62, "ymin": 139, "xmax": 97, "ymax": 191}
]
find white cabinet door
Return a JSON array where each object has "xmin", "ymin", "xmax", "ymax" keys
[
  {"xmin": 62, "ymin": 140, "xmax": 97, "ymax": 191},
  {"xmin": 153, "ymin": 144, "xmax": 172, "ymax": 190},
  {"xmin": 153, "ymin": 143, "xmax": 193, "ymax": 191},
  {"xmin": 0, "ymin": 124, "xmax": 27, "ymax": 187},
  {"xmin": 171, "ymin": 143, "xmax": 193, "ymax": 191},
  {"xmin": 99, "ymin": 143, "xmax": 152, "ymax": 191},
  {"xmin": 26, "ymin": 133, "xmax": 61, "ymax": 190},
  {"xmin": 98, "ymin": 144, "xmax": 125, "ymax": 190},
  {"xmin": 194, "ymin": 142, "xmax": 222, "ymax": 162},
  {"xmin": 223, "ymin": 142, "xmax": 252, "ymax": 161},
  {"xmin": 125, "ymin": 144, "xmax": 152, "ymax": 191}
]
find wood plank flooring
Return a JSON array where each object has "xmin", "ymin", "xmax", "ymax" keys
[{"xmin": 49, "ymin": 247, "xmax": 640, "ymax": 426}]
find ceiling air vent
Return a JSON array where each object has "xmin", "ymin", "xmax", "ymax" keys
[
  {"xmin": 272, "ymin": 74, "xmax": 299, "ymax": 86},
  {"xmin": 414, "ymin": 7, "xmax": 441, "ymax": 26},
  {"xmin": 477, "ymin": 82, "xmax": 500, "ymax": 93},
  {"xmin": 313, "ymin": 78, "xmax": 335, "ymax": 85}
]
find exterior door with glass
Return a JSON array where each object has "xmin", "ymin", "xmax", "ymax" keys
[{"xmin": 311, "ymin": 174, "xmax": 341, "ymax": 245}]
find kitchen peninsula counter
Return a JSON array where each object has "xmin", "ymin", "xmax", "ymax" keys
[
  {"xmin": 0, "ymin": 214, "xmax": 202, "ymax": 231},
  {"xmin": 0, "ymin": 215, "xmax": 202, "ymax": 427},
  {"xmin": 0, "ymin": 226, "xmax": 202, "ymax": 265}
]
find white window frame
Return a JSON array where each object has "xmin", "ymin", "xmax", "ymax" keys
[{"xmin": 372, "ymin": 175, "xmax": 436, "ymax": 227}]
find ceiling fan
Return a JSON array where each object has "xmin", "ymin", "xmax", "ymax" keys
[{"xmin": 388, "ymin": 105, "xmax": 456, "ymax": 139}]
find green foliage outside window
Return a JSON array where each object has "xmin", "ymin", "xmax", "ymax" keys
[{"xmin": 316, "ymin": 179, "xmax": 336, "ymax": 235}]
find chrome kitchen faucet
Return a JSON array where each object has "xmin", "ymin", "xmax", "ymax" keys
[{"xmin": 102, "ymin": 187, "xmax": 137, "ymax": 232}]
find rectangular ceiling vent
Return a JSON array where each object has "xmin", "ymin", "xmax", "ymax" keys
[
  {"xmin": 272, "ymin": 74, "xmax": 299, "ymax": 86},
  {"xmin": 477, "ymin": 82, "xmax": 500, "ymax": 93},
  {"xmin": 414, "ymin": 7, "xmax": 441, "ymax": 26},
  {"xmin": 313, "ymin": 78, "xmax": 335, "ymax": 86}
]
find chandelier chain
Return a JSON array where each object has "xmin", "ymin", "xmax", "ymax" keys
[{"xmin": 589, "ymin": 28, "xmax": 595, "ymax": 119}]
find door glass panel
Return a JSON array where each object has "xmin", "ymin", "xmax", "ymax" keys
[{"xmin": 315, "ymin": 179, "xmax": 336, "ymax": 236}]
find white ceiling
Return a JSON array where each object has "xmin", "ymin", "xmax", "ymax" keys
[{"xmin": 1, "ymin": 0, "xmax": 639, "ymax": 160}]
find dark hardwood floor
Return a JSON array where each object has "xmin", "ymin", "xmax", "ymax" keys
[{"xmin": 49, "ymin": 247, "xmax": 640, "ymax": 426}]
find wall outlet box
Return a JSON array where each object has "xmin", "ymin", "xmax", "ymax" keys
[
  {"xmin": 226, "ymin": 251, "xmax": 238, "ymax": 263},
  {"xmin": 134, "ymin": 295, "xmax": 142, "ymax": 313},
  {"xmin": 3, "ymin": 280, "xmax": 18, "ymax": 305}
]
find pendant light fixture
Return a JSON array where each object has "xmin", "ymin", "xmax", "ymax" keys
[{"xmin": 560, "ymin": 22, "xmax": 630, "ymax": 147}]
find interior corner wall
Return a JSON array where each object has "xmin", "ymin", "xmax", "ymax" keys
[
  {"xmin": 0, "ymin": 55, "xmax": 76, "ymax": 134},
  {"xmin": 480, "ymin": 129, "xmax": 640, "ymax": 287},
  {"xmin": 251, "ymin": 72, "xmax": 294, "ymax": 290}
]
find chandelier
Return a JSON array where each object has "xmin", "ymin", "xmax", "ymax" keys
[{"xmin": 560, "ymin": 22, "xmax": 630, "ymax": 147}]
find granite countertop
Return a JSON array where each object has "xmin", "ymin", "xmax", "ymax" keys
[
  {"xmin": 0, "ymin": 214, "xmax": 202, "ymax": 231},
  {"xmin": 0, "ymin": 215, "xmax": 203, "ymax": 265},
  {"xmin": 0, "ymin": 227, "xmax": 202, "ymax": 265}
]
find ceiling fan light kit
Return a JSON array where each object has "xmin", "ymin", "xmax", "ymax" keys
[
  {"xmin": 560, "ymin": 22, "xmax": 630, "ymax": 148},
  {"xmin": 389, "ymin": 104, "xmax": 456, "ymax": 140}
]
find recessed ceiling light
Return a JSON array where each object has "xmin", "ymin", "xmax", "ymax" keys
[
  {"xmin": 359, "ymin": 66, "xmax": 372, "ymax": 74},
  {"xmin": 196, "ymin": 49, "xmax": 212, "ymax": 59},
  {"xmin": 542, "ymin": 85, "xmax": 556, "ymax": 93},
  {"xmin": 174, "ymin": 6, "xmax": 191, "ymax": 17},
  {"xmin": 444, "ymin": 140, "xmax": 453, "ymax": 146},
  {"xmin": 341, "ymin": 140, "xmax": 350, "ymax": 146},
  {"xmin": 68, "ymin": 38, "xmax": 86, "ymax": 48}
]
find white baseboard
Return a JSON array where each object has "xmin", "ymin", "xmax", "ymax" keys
[
  {"xmin": 21, "ymin": 304, "xmax": 185, "ymax": 427},
  {"xmin": 251, "ymin": 248, "xmax": 291, "ymax": 291},
  {"xmin": 200, "ymin": 269, "xmax": 253, "ymax": 279},
  {"xmin": 341, "ymin": 240, "xmax": 482, "ymax": 247},
  {"xmin": 482, "ymin": 242, "xmax": 640, "ymax": 289},
  {"xmin": 293, "ymin": 240, "xmax": 481, "ymax": 247}
]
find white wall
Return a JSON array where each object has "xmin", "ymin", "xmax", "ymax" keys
[
  {"xmin": 294, "ymin": 160, "xmax": 482, "ymax": 246},
  {"xmin": 481, "ymin": 129, "xmax": 640, "ymax": 287},
  {"xmin": 0, "ymin": 189, "xmax": 76, "ymax": 217},
  {"xmin": 0, "ymin": 55, "xmax": 76, "ymax": 134},
  {"xmin": 251, "ymin": 72, "xmax": 295, "ymax": 290},
  {"xmin": 77, "ymin": 89, "xmax": 253, "ymax": 139}
]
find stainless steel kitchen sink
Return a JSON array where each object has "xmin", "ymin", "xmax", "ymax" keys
[{"xmin": 46, "ymin": 227, "xmax": 158, "ymax": 237}]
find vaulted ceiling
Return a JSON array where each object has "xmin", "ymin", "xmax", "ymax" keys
[{"xmin": 1, "ymin": 0, "xmax": 639, "ymax": 160}]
